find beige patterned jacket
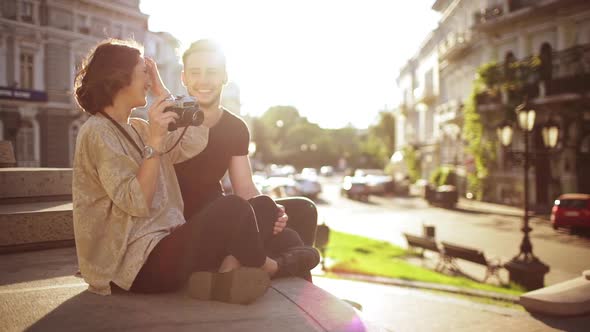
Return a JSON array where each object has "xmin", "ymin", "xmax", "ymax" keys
[{"xmin": 72, "ymin": 114, "xmax": 208, "ymax": 295}]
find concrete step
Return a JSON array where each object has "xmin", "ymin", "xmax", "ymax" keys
[
  {"xmin": 0, "ymin": 168, "xmax": 72, "ymax": 204},
  {"xmin": 0, "ymin": 201, "xmax": 73, "ymax": 253}
]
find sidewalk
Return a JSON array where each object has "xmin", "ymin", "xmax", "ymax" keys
[
  {"xmin": 313, "ymin": 276, "xmax": 590, "ymax": 332},
  {"xmin": 457, "ymin": 197, "xmax": 551, "ymax": 222},
  {"xmin": 2, "ymin": 247, "xmax": 588, "ymax": 332}
]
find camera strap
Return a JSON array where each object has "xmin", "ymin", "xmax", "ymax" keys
[
  {"xmin": 98, "ymin": 110, "xmax": 144, "ymax": 157},
  {"xmin": 98, "ymin": 110, "xmax": 190, "ymax": 157}
]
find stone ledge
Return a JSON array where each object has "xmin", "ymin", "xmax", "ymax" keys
[
  {"xmin": 520, "ymin": 275, "xmax": 590, "ymax": 316},
  {"xmin": 0, "ymin": 248, "xmax": 374, "ymax": 332},
  {"xmin": 0, "ymin": 168, "xmax": 72, "ymax": 200},
  {"xmin": 0, "ymin": 202, "xmax": 73, "ymax": 247}
]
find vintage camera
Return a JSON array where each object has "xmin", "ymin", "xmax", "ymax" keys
[{"xmin": 163, "ymin": 96, "xmax": 204, "ymax": 131}]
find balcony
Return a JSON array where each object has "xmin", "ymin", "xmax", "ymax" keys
[
  {"xmin": 473, "ymin": 0, "xmax": 587, "ymax": 32},
  {"xmin": 473, "ymin": 5, "xmax": 503, "ymax": 25},
  {"xmin": 475, "ymin": 44, "xmax": 590, "ymax": 107},
  {"xmin": 413, "ymin": 84, "xmax": 437, "ymax": 105},
  {"xmin": 438, "ymin": 30, "xmax": 472, "ymax": 61}
]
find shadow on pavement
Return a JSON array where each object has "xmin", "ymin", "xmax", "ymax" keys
[
  {"xmin": 530, "ymin": 312, "xmax": 590, "ymax": 332},
  {"xmin": 0, "ymin": 248, "xmax": 78, "ymax": 286}
]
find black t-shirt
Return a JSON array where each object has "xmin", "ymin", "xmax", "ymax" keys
[{"xmin": 175, "ymin": 108, "xmax": 250, "ymax": 218}]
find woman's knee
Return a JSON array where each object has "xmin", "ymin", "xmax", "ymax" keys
[{"xmin": 215, "ymin": 195, "xmax": 253, "ymax": 218}]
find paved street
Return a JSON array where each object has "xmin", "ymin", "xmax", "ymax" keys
[{"xmin": 314, "ymin": 177, "xmax": 590, "ymax": 286}]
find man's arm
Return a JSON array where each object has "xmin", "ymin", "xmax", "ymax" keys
[
  {"xmin": 228, "ymin": 155, "xmax": 260, "ymax": 199},
  {"xmin": 229, "ymin": 155, "xmax": 288, "ymax": 235}
]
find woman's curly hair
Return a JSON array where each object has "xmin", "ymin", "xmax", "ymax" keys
[{"xmin": 74, "ymin": 39, "xmax": 143, "ymax": 115}]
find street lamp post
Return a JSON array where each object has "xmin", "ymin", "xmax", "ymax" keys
[{"xmin": 496, "ymin": 99, "xmax": 554, "ymax": 290}]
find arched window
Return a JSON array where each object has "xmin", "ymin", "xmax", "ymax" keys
[
  {"xmin": 16, "ymin": 119, "xmax": 38, "ymax": 166},
  {"xmin": 540, "ymin": 43, "xmax": 553, "ymax": 81}
]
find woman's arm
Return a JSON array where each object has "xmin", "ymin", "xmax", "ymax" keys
[{"xmin": 136, "ymin": 93, "xmax": 177, "ymax": 206}]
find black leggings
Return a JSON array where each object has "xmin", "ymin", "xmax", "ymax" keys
[
  {"xmin": 131, "ymin": 195, "xmax": 318, "ymax": 293},
  {"xmin": 131, "ymin": 195, "xmax": 266, "ymax": 293}
]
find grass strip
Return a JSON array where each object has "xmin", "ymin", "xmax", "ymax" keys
[{"xmin": 323, "ymin": 230, "xmax": 524, "ymax": 296}]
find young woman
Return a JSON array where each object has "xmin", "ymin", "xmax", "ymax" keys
[{"xmin": 72, "ymin": 39, "xmax": 293, "ymax": 304}]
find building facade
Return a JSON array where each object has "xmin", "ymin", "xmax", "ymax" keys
[
  {"xmin": 394, "ymin": 0, "xmax": 590, "ymax": 206},
  {"xmin": 0, "ymin": 0, "xmax": 148, "ymax": 167}
]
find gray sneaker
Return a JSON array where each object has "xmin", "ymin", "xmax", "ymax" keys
[
  {"xmin": 274, "ymin": 246, "xmax": 321, "ymax": 279},
  {"xmin": 187, "ymin": 267, "xmax": 270, "ymax": 305}
]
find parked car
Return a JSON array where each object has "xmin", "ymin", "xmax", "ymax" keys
[
  {"xmin": 294, "ymin": 174, "xmax": 322, "ymax": 199},
  {"xmin": 353, "ymin": 169, "xmax": 393, "ymax": 195},
  {"xmin": 300, "ymin": 168, "xmax": 318, "ymax": 178},
  {"xmin": 320, "ymin": 166, "xmax": 334, "ymax": 177},
  {"xmin": 551, "ymin": 193, "xmax": 590, "ymax": 231},
  {"xmin": 263, "ymin": 176, "xmax": 300, "ymax": 198},
  {"xmin": 341, "ymin": 175, "xmax": 370, "ymax": 201}
]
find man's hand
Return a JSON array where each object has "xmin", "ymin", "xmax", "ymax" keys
[{"xmin": 273, "ymin": 203, "xmax": 288, "ymax": 235}]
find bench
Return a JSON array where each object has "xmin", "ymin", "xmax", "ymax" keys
[
  {"xmin": 440, "ymin": 241, "xmax": 503, "ymax": 283},
  {"xmin": 403, "ymin": 233, "xmax": 444, "ymax": 271}
]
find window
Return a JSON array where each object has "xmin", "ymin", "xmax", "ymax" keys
[
  {"xmin": 539, "ymin": 43, "xmax": 553, "ymax": 81},
  {"xmin": 77, "ymin": 14, "xmax": 89, "ymax": 34},
  {"xmin": 16, "ymin": 119, "xmax": 36, "ymax": 166},
  {"xmin": 20, "ymin": 53, "xmax": 34, "ymax": 89},
  {"xmin": 20, "ymin": 1, "xmax": 34, "ymax": 23}
]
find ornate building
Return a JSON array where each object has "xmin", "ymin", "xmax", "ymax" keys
[
  {"xmin": 394, "ymin": 0, "xmax": 590, "ymax": 206},
  {"xmin": 0, "ymin": 0, "xmax": 148, "ymax": 167}
]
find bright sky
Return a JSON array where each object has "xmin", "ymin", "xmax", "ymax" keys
[{"xmin": 139, "ymin": 0, "xmax": 440, "ymax": 129}]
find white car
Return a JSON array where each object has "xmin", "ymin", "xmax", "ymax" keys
[
  {"xmin": 354, "ymin": 169, "xmax": 392, "ymax": 195},
  {"xmin": 262, "ymin": 176, "xmax": 301, "ymax": 198},
  {"xmin": 294, "ymin": 174, "xmax": 322, "ymax": 199}
]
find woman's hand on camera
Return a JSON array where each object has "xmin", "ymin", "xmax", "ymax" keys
[
  {"xmin": 147, "ymin": 94, "xmax": 177, "ymax": 152},
  {"xmin": 146, "ymin": 57, "xmax": 170, "ymax": 97}
]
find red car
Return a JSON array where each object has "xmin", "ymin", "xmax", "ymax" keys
[{"xmin": 551, "ymin": 193, "xmax": 590, "ymax": 230}]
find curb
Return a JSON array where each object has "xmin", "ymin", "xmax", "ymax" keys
[{"xmin": 314, "ymin": 271, "xmax": 521, "ymax": 304}]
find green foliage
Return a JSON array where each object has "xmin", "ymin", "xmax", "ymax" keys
[
  {"xmin": 360, "ymin": 134, "xmax": 389, "ymax": 169},
  {"xmin": 464, "ymin": 64, "xmax": 499, "ymax": 200},
  {"xmin": 402, "ymin": 145, "xmax": 420, "ymax": 183},
  {"xmin": 429, "ymin": 166, "xmax": 457, "ymax": 187},
  {"xmin": 476, "ymin": 61, "xmax": 502, "ymax": 91},
  {"xmin": 250, "ymin": 106, "xmax": 395, "ymax": 170},
  {"xmin": 476, "ymin": 57, "xmax": 541, "ymax": 104},
  {"xmin": 370, "ymin": 111, "xmax": 396, "ymax": 158},
  {"xmin": 467, "ymin": 57, "xmax": 541, "ymax": 199}
]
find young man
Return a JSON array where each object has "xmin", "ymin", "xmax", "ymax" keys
[{"xmin": 174, "ymin": 40, "xmax": 319, "ymax": 280}]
